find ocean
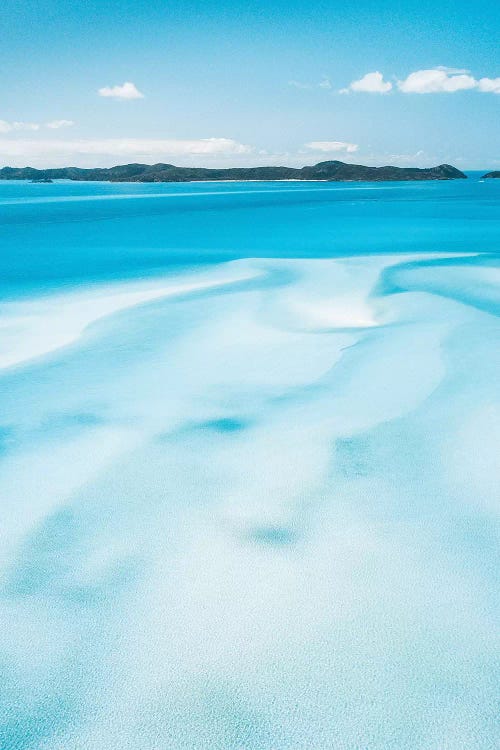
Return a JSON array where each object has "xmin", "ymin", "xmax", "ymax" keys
[{"xmin": 0, "ymin": 176, "xmax": 499, "ymax": 749}]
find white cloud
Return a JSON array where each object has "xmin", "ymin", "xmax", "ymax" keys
[
  {"xmin": 338, "ymin": 66, "xmax": 499, "ymax": 96},
  {"xmin": 340, "ymin": 71, "xmax": 392, "ymax": 94},
  {"xmin": 0, "ymin": 119, "xmax": 76, "ymax": 133},
  {"xmin": 46, "ymin": 120, "xmax": 75, "ymax": 129},
  {"xmin": 288, "ymin": 80, "xmax": 312, "ymax": 90},
  {"xmin": 289, "ymin": 78, "xmax": 332, "ymax": 90},
  {"xmin": 434, "ymin": 66, "xmax": 469, "ymax": 74},
  {"xmin": 0, "ymin": 120, "xmax": 40, "ymax": 133},
  {"xmin": 98, "ymin": 82, "xmax": 144, "ymax": 99},
  {"xmin": 305, "ymin": 141, "xmax": 359, "ymax": 154},
  {"xmin": 0, "ymin": 138, "xmax": 252, "ymax": 166},
  {"xmin": 383, "ymin": 150, "xmax": 429, "ymax": 165},
  {"xmin": 397, "ymin": 68, "xmax": 477, "ymax": 93},
  {"xmin": 478, "ymin": 77, "xmax": 500, "ymax": 94}
]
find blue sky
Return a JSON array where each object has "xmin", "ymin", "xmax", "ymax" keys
[{"xmin": 0, "ymin": 0, "xmax": 498, "ymax": 168}]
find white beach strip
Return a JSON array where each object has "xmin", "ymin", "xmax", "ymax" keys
[{"xmin": 0, "ymin": 267, "xmax": 260, "ymax": 370}]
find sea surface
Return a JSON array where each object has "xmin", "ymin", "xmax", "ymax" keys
[{"xmin": 0, "ymin": 176, "xmax": 499, "ymax": 749}]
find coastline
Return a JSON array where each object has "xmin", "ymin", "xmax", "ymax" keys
[{"xmin": 0, "ymin": 160, "xmax": 468, "ymax": 184}]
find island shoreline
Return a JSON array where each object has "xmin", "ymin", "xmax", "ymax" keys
[{"xmin": 0, "ymin": 160, "xmax": 468, "ymax": 183}]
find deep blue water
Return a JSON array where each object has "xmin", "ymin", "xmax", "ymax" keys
[{"xmin": 0, "ymin": 176, "xmax": 499, "ymax": 749}]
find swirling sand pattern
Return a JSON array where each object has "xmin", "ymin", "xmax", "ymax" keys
[{"xmin": 0, "ymin": 181, "xmax": 499, "ymax": 749}]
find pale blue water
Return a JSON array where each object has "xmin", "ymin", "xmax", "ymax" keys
[{"xmin": 0, "ymin": 177, "xmax": 499, "ymax": 749}]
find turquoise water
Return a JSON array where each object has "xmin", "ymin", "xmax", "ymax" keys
[{"xmin": 0, "ymin": 177, "xmax": 499, "ymax": 749}]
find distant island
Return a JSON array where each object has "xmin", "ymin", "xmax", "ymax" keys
[
  {"xmin": 481, "ymin": 171, "xmax": 500, "ymax": 179},
  {"xmin": 0, "ymin": 161, "xmax": 467, "ymax": 183}
]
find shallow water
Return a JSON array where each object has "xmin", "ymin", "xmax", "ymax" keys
[{"xmin": 0, "ymin": 178, "xmax": 499, "ymax": 749}]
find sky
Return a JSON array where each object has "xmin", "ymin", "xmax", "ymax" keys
[{"xmin": 0, "ymin": 0, "xmax": 499, "ymax": 169}]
